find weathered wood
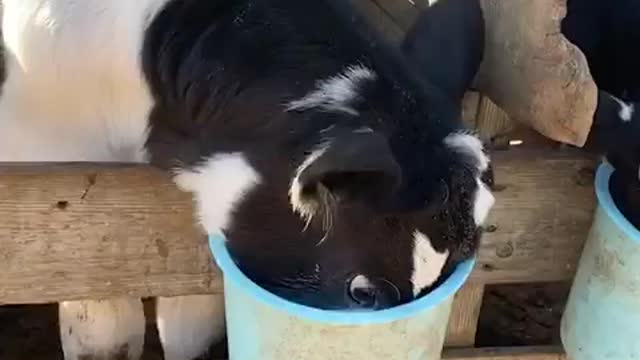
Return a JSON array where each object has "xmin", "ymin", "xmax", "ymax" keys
[
  {"xmin": 474, "ymin": 147, "xmax": 596, "ymax": 284},
  {"xmin": 443, "ymin": 346, "xmax": 566, "ymax": 360},
  {"xmin": 476, "ymin": 96, "xmax": 516, "ymax": 146},
  {"xmin": 0, "ymin": 146, "xmax": 596, "ymax": 304},
  {"xmin": 445, "ymin": 283, "xmax": 485, "ymax": 347},
  {"xmin": 0, "ymin": 163, "xmax": 220, "ymax": 305}
]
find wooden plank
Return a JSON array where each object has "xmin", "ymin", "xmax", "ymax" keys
[
  {"xmin": 443, "ymin": 346, "xmax": 566, "ymax": 360},
  {"xmin": 0, "ymin": 163, "xmax": 220, "ymax": 305},
  {"xmin": 473, "ymin": 147, "xmax": 596, "ymax": 284},
  {"xmin": 445, "ymin": 283, "xmax": 485, "ymax": 347},
  {"xmin": 0, "ymin": 146, "xmax": 596, "ymax": 304},
  {"xmin": 476, "ymin": 96, "xmax": 516, "ymax": 146}
]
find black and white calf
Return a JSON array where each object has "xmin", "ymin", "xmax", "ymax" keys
[
  {"xmin": 562, "ymin": 0, "xmax": 640, "ymax": 226},
  {"xmin": 0, "ymin": 0, "xmax": 492, "ymax": 358}
]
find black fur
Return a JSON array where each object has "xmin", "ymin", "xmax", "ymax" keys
[
  {"xmin": 143, "ymin": 0, "xmax": 489, "ymax": 309},
  {"xmin": 563, "ymin": 0, "xmax": 640, "ymax": 227},
  {"xmin": 402, "ymin": 0, "xmax": 484, "ymax": 103}
]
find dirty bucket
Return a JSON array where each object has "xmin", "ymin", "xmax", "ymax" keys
[
  {"xmin": 561, "ymin": 162, "xmax": 640, "ymax": 359},
  {"xmin": 209, "ymin": 235, "xmax": 474, "ymax": 360}
]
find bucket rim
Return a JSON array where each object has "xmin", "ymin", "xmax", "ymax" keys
[
  {"xmin": 208, "ymin": 234, "xmax": 474, "ymax": 325},
  {"xmin": 596, "ymin": 162, "xmax": 640, "ymax": 242}
]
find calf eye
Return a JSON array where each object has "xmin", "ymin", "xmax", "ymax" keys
[{"xmin": 347, "ymin": 275, "xmax": 402, "ymax": 309}]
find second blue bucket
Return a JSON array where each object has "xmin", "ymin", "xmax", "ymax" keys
[{"xmin": 561, "ymin": 163, "xmax": 640, "ymax": 359}]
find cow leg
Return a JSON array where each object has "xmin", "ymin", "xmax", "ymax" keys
[
  {"xmin": 156, "ymin": 294, "xmax": 226, "ymax": 360},
  {"xmin": 59, "ymin": 298, "xmax": 145, "ymax": 360}
]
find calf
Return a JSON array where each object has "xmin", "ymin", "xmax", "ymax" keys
[
  {"xmin": 0, "ymin": 0, "xmax": 491, "ymax": 358},
  {"xmin": 562, "ymin": 0, "xmax": 640, "ymax": 227}
]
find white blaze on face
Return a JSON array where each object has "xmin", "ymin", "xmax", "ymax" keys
[
  {"xmin": 173, "ymin": 153, "xmax": 262, "ymax": 236},
  {"xmin": 411, "ymin": 231, "xmax": 450, "ymax": 296}
]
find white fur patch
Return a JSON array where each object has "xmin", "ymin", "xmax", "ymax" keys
[
  {"xmin": 444, "ymin": 132, "xmax": 489, "ymax": 172},
  {"xmin": 174, "ymin": 153, "xmax": 262, "ymax": 236},
  {"xmin": 156, "ymin": 294, "xmax": 226, "ymax": 360},
  {"xmin": 411, "ymin": 231, "xmax": 450, "ymax": 296},
  {"xmin": 286, "ymin": 65, "xmax": 376, "ymax": 115},
  {"xmin": 289, "ymin": 141, "xmax": 332, "ymax": 224},
  {"xmin": 613, "ymin": 97, "xmax": 635, "ymax": 122},
  {"xmin": 474, "ymin": 178, "xmax": 495, "ymax": 226},
  {"xmin": 59, "ymin": 298, "xmax": 145, "ymax": 359},
  {"xmin": 0, "ymin": 0, "xmax": 167, "ymax": 162},
  {"xmin": 2, "ymin": 2, "xmax": 166, "ymax": 358}
]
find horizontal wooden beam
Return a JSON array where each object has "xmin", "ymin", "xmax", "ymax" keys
[
  {"xmin": 443, "ymin": 346, "xmax": 566, "ymax": 360},
  {"xmin": 0, "ymin": 163, "xmax": 218, "ymax": 304},
  {"xmin": 0, "ymin": 146, "xmax": 596, "ymax": 304}
]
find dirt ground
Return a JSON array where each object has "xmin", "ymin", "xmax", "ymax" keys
[
  {"xmin": 0, "ymin": 282, "xmax": 570, "ymax": 359},
  {"xmin": 476, "ymin": 282, "xmax": 570, "ymax": 347}
]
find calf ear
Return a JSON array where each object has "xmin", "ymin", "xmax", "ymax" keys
[
  {"xmin": 293, "ymin": 130, "xmax": 402, "ymax": 209},
  {"xmin": 401, "ymin": 0, "xmax": 484, "ymax": 102},
  {"xmin": 585, "ymin": 91, "xmax": 639, "ymax": 157}
]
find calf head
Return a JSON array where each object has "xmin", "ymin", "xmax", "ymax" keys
[
  {"xmin": 146, "ymin": 0, "xmax": 493, "ymax": 310},
  {"xmin": 194, "ymin": 111, "xmax": 493, "ymax": 311},
  {"xmin": 563, "ymin": 0, "xmax": 640, "ymax": 226},
  {"xmin": 171, "ymin": 75, "xmax": 493, "ymax": 310}
]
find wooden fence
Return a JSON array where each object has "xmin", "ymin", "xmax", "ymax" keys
[
  {"xmin": 0, "ymin": 131, "xmax": 595, "ymax": 360},
  {"xmin": 0, "ymin": 0, "xmax": 596, "ymax": 359}
]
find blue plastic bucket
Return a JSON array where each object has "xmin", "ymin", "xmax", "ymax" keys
[
  {"xmin": 209, "ymin": 235, "xmax": 474, "ymax": 360},
  {"xmin": 561, "ymin": 162, "xmax": 640, "ymax": 359}
]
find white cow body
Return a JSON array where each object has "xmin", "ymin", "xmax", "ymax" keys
[{"xmin": 0, "ymin": 1, "xmax": 225, "ymax": 358}]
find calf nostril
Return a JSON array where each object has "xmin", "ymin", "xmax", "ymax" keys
[
  {"xmin": 348, "ymin": 275, "xmax": 377, "ymax": 307},
  {"xmin": 348, "ymin": 275, "xmax": 402, "ymax": 309}
]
